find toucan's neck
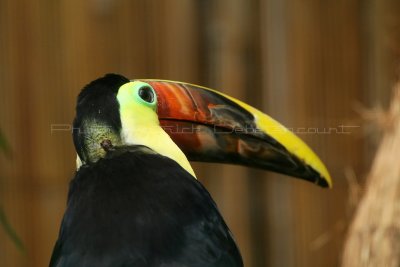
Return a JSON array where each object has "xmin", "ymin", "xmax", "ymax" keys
[{"xmin": 119, "ymin": 108, "xmax": 196, "ymax": 178}]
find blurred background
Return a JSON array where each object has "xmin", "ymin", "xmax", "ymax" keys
[{"xmin": 0, "ymin": 0, "xmax": 399, "ymax": 266}]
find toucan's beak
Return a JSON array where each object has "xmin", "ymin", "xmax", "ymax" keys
[{"xmin": 137, "ymin": 80, "xmax": 332, "ymax": 188}]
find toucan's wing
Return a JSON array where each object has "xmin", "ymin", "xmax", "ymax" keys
[{"xmin": 49, "ymin": 147, "xmax": 243, "ymax": 267}]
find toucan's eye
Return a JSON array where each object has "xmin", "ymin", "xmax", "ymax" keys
[{"xmin": 138, "ymin": 86, "xmax": 154, "ymax": 103}]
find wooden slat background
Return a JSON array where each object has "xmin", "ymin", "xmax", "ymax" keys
[{"xmin": 0, "ymin": 0, "xmax": 398, "ymax": 266}]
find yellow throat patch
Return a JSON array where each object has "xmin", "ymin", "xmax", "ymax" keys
[{"xmin": 116, "ymin": 81, "xmax": 196, "ymax": 178}]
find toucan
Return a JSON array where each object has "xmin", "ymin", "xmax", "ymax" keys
[{"xmin": 49, "ymin": 74, "xmax": 331, "ymax": 267}]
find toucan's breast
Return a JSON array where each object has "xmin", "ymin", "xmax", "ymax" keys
[{"xmin": 50, "ymin": 146, "xmax": 243, "ymax": 267}]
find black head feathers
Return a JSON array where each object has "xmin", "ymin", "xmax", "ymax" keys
[{"xmin": 73, "ymin": 74, "xmax": 130, "ymax": 164}]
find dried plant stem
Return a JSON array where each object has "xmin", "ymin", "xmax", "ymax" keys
[{"xmin": 342, "ymin": 87, "xmax": 400, "ymax": 267}]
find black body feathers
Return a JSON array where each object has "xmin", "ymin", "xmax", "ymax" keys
[{"xmin": 50, "ymin": 147, "xmax": 243, "ymax": 267}]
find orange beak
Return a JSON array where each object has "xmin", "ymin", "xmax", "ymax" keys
[{"xmin": 136, "ymin": 79, "xmax": 332, "ymax": 188}]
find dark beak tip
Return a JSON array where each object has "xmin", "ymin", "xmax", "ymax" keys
[{"xmin": 317, "ymin": 178, "xmax": 330, "ymax": 188}]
